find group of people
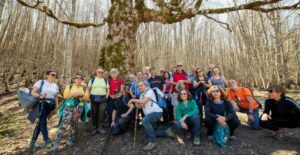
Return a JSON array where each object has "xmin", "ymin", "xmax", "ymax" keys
[{"xmin": 27, "ymin": 63, "xmax": 300, "ymax": 152}]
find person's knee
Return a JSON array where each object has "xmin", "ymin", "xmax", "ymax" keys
[{"xmin": 142, "ymin": 116, "xmax": 149, "ymax": 125}]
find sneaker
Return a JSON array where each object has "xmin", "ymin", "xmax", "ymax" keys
[
  {"xmin": 186, "ymin": 132, "xmax": 192, "ymax": 139},
  {"xmin": 229, "ymin": 136, "xmax": 237, "ymax": 141},
  {"xmin": 166, "ymin": 128, "xmax": 176, "ymax": 139},
  {"xmin": 52, "ymin": 143, "xmax": 59, "ymax": 152},
  {"xmin": 91, "ymin": 128, "xmax": 98, "ymax": 135},
  {"xmin": 143, "ymin": 142, "xmax": 156, "ymax": 151},
  {"xmin": 272, "ymin": 129, "xmax": 283, "ymax": 141},
  {"xmin": 44, "ymin": 139, "xmax": 53, "ymax": 151},
  {"xmin": 28, "ymin": 140, "xmax": 39, "ymax": 150},
  {"xmin": 193, "ymin": 137, "xmax": 201, "ymax": 146},
  {"xmin": 97, "ymin": 127, "xmax": 107, "ymax": 135},
  {"xmin": 208, "ymin": 136, "xmax": 213, "ymax": 141}
]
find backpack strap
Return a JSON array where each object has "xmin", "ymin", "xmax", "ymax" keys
[{"xmin": 38, "ymin": 80, "xmax": 45, "ymax": 95}]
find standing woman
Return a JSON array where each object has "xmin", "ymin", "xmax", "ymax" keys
[
  {"xmin": 193, "ymin": 68, "xmax": 211, "ymax": 121},
  {"xmin": 205, "ymin": 86, "xmax": 240, "ymax": 140},
  {"xmin": 88, "ymin": 68, "xmax": 110, "ymax": 135},
  {"xmin": 29, "ymin": 71, "xmax": 59, "ymax": 150},
  {"xmin": 52, "ymin": 74, "xmax": 90, "ymax": 151},
  {"xmin": 164, "ymin": 71, "xmax": 174, "ymax": 121},
  {"xmin": 209, "ymin": 67, "xmax": 228, "ymax": 90}
]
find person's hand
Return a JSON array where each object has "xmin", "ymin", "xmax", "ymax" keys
[
  {"xmin": 135, "ymin": 103, "xmax": 142, "ymax": 109},
  {"xmin": 220, "ymin": 121, "xmax": 227, "ymax": 127},
  {"xmin": 200, "ymin": 81, "xmax": 205, "ymax": 84},
  {"xmin": 111, "ymin": 122, "xmax": 115, "ymax": 127},
  {"xmin": 248, "ymin": 114, "xmax": 254, "ymax": 123},
  {"xmin": 178, "ymin": 80, "xmax": 184, "ymax": 84},
  {"xmin": 180, "ymin": 121, "xmax": 188, "ymax": 130},
  {"xmin": 39, "ymin": 93, "xmax": 47, "ymax": 99},
  {"xmin": 121, "ymin": 114, "xmax": 127, "ymax": 118},
  {"xmin": 261, "ymin": 113, "xmax": 270, "ymax": 121},
  {"xmin": 217, "ymin": 115, "xmax": 226, "ymax": 124}
]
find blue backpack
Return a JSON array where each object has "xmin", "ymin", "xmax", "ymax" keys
[
  {"xmin": 152, "ymin": 88, "xmax": 166, "ymax": 109},
  {"xmin": 213, "ymin": 123, "xmax": 230, "ymax": 148}
]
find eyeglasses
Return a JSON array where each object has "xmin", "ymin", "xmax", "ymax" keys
[
  {"xmin": 212, "ymin": 89, "xmax": 220, "ymax": 93},
  {"xmin": 75, "ymin": 76, "xmax": 83, "ymax": 80},
  {"xmin": 50, "ymin": 73, "xmax": 57, "ymax": 77},
  {"xmin": 97, "ymin": 71, "xmax": 104, "ymax": 74},
  {"xmin": 180, "ymin": 93, "xmax": 187, "ymax": 96},
  {"xmin": 268, "ymin": 90, "xmax": 273, "ymax": 93},
  {"xmin": 137, "ymin": 84, "xmax": 143, "ymax": 87}
]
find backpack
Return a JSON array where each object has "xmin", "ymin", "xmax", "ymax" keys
[
  {"xmin": 242, "ymin": 87, "xmax": 262, "ymax": 109},
  {"xmin": 18, "ymin": 80, "xmax": 45, "ymax": 112},
  {"xmin": 213, "ymin": 123, "xmax": 230, "ymax": 148},
  {"xmin": 151, "ymin": 88, "xmax": 167, "ymax": 109}
]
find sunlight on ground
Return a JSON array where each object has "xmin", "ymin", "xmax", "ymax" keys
[{"xmin": 271, "ymin": 150, "xmax": 298, "ymax": 155}]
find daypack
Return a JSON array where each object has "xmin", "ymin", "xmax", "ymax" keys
[
  {"xmin": 17, "ymin": 80, "xmax": 45, "ymax": 112},
  {"xmin": 242, "ymin": 87, "xmax": 262, "ymax": 109},
  {"xmin": 152, "ymin": 88, "xmax": 166, "ymax": 109},
  {"xmin": 213, "ymin": 123, "xmax": 231, "ymax": 148}
]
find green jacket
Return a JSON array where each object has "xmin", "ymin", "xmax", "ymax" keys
[{"xmin": 176, "ymin": 99, "xmax": 199, "ymax": 121}]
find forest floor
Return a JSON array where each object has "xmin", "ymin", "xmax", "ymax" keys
[{"xmin": 0, "ymin": 91, "xmax": 299, "ymax": 155}]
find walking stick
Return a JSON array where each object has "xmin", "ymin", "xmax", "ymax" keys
[{"xmin": 133, "ymin": 108, "xmax": 139, "ymax": 150}]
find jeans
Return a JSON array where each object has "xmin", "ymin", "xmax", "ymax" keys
[
  {"xmin": 174, "ymin": 115, "xmax": 201, "ymax": 138},
  {"xmin": 142, "ymin": 112, "xmax": 163, "ymax": 142},
  {"xmin": 205, "ymin": 116, "xmax": 240, "ymax": 136},
  {"xmin": 32, "ymin": 101, "xmax": 50, "ymax": 141},
  {"xmin": 91, "ymin": 96, "xmax": 107, "ymax": 129},
  {"xmin": 111, "ymin": 115, "xmax": 131, "ymax": 135},
  {"xmin": 239, "ymin": 107, "xmax": 260, "ymax": 129}
]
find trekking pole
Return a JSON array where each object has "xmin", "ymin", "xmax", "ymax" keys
[
  {"xmin": 101, "ymin": 129, "xmax": 111, "ymax": 155},
  {"xmin": 133, "ymin": 108, "xmax": 139, "ymax": 150}
]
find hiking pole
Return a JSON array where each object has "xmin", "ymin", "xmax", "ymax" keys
[
  {"xmin": 133, "ymin": 108, "xmax": 139, "ymax": 150},
  {"xmin": 100, "ymin": 129, "xmax": 111, "ymax": 155}
]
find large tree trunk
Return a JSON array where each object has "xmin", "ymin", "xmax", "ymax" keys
[
  {"xmin": 64, "ymin": 0, "xmax": 76, "ymax": 85},
  {"xmin": 99, "ymin": 1, "xmax": 139, "ymax": 73}
]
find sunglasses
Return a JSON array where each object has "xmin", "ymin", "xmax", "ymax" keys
[
  {"xmin": 50, "ymin": 73, "xmax": 57, "ymax": 77},
  {"xmin": 75, "ymin": 76, "xmax": 83, "ymax": 80},
  {"xmin": 212, "ymin": 89, "xmax": 220, "ymax": 93},
  {"xmin": 268, "ymin": 90, "xmax": 274, "ymax": 93},
  {"xmin": 180, "ymin": 92, "xmax": 187, "ymax": 96}
]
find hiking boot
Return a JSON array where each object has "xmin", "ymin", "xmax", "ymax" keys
[
  {"xmin": 143, "ymin": 142, "xmax": 156, "ymax": 151},
  {"xmin": 66, "ymin": 138, "xmax": 74, "ymax": 147},
  {"xmin": 272, "ymin": 129, "xmax": 283, "ymax": 141},
  {"xmin": 166, "ymin": 128, "xmax": 176, "ymax": 139},
  {"xmin": 193, "ymin": 137, "xmax": 201, "ymax": 146},
  {"xmin": 186, "ymin": 132, "xmax": 192, "ymax": 139},
  {"xmin": 44, "ymin": 139, "xmax": 53, "ymax": 151},
  {"xmin": 28, "ymin": 140, "xmax": 39, "ymax": 150}
]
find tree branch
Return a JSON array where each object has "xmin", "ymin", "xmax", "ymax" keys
[
  {"xmin": 16, "ymin": 0, "xmax": 107, "ymax": 28},
  {"xmin": 203, "ymin": 15, "xmax": 232, "ymax": 32},
  {"xmin": 141, "ymin": 0, "xmax": 300, "ymax": 24}
]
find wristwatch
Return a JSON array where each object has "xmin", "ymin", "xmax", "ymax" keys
[{"xmin": 248, "ymin": 112, "xmax": 253, "ymax": 115}]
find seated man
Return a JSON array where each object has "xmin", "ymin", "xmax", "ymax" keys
[
  {"xmin": 110, "ymin": 89, "xmax": 134, "ymax": 135},
  {"xmin": 227, "ymin": 80, "xmax": 260, "ymax": 129},
  {"xmin": 128, "ymin": 81, "xmax": 175, "ymax": 151},
  {"xmin": 260, "ymin": 85, "xmax": 300, "ymax": 140}
]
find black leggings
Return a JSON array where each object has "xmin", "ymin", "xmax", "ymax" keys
[
  {"xmin": 259, "ymin": 118, "xmax": 299, "ymax": 131},
  {"xmin": 205, "ymin": 116, "xmax": 240, "ymax": 136}
]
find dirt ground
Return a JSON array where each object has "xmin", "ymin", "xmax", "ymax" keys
[{"xmin": 0, "ymin": 91, "xmax": 299, "ymax": 155}]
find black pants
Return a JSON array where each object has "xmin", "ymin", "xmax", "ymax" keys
[
  {"xmin": 91, "ymin": 99, "xmax": 107, "ymax": 129},
  {"xmin": 259, "ymin": 118, "xmax": 299, "ymax": 131},
  {"xmin": 205, "ymin": 116, "xmax": 240, "ymax": 136},
  {"xmin": 111, "ymin": 115, "xmax": 131, "ymax": 135},
  {"xmin": 166, "ymin": 97, "xmax": 174, "ymax": 121}
]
